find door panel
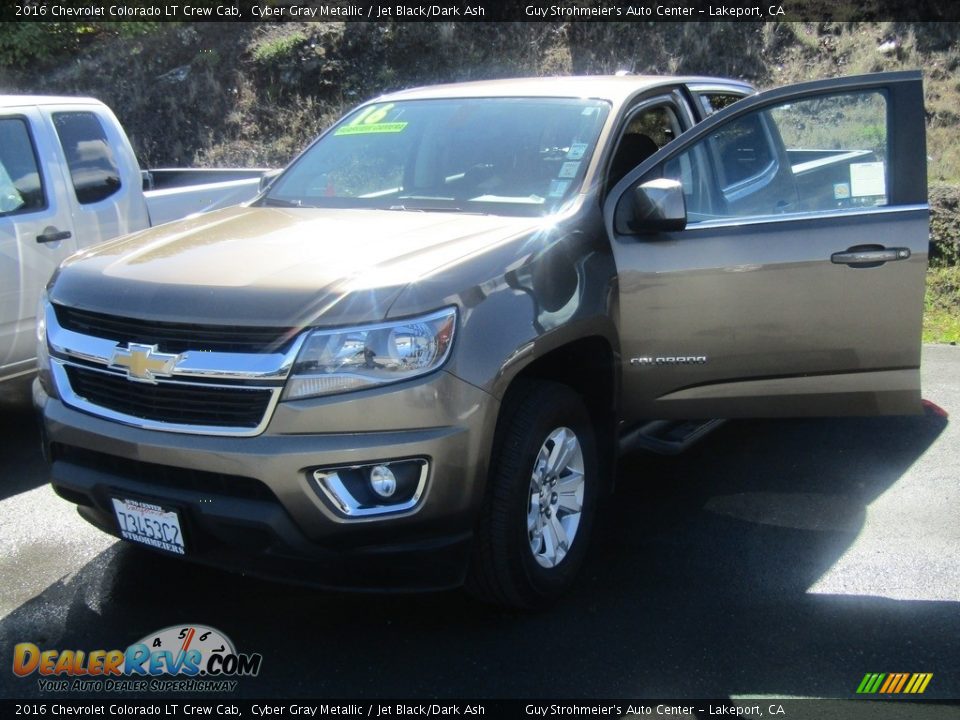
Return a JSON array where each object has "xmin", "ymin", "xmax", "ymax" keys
[
  {"xmin": 605, "ymin": 71, "xmax": 928, "ymax": 420},
  {"xmin": 0, "ymin": 108, "xmax": 76, "ymax": 375},
  {"xmin": 48, "ymin": 105, "xmax": 149, "ymax": 245}
]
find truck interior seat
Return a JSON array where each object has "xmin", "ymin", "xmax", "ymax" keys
[{"xmin": 608, "ymin": 134, "xmax": 660, "ymax": 188}]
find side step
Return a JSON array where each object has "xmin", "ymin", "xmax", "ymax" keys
[{"xmin": 619, "ymin": 418, "xmax": 726, "ymax": 456}]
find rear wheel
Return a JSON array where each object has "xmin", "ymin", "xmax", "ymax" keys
[{"xmin": 467, "ymin": 380, "xmax": 599, "ymax": 608}]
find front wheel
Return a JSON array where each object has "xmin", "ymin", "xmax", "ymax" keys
[{"xmin": 466, "ymin": 380, "xmax": 599, "ymax": 608}]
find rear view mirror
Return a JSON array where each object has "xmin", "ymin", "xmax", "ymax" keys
[{"xmin": 616, "ymin": 178, "xmax": 687, "ymax": 234}]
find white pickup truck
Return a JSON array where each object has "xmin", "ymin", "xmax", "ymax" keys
[{"xmin": 0, "ymin": 95, "xmax": 272, "ymax": 387}]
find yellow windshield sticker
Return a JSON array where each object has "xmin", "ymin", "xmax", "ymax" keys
[
  {"xmin": 360, "ymin": 103, "xmax": 395, "ymax": 125},
  {"xmin": 344, "ymin": 103, "xmax": 396, "ymax": 127},
  {"xmin": 334, "ymin": 122, "xmax": 408, "ymax": 136},
  {"xmin": 346, "ymin": 105, "xmax": 379, "ymax": 126}
]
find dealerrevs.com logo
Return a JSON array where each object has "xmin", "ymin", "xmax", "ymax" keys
[{"xmin": 12, "ymin": 624, "xmax": 263, "ymax": 693}]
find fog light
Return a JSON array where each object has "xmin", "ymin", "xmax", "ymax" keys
[
  {"xmin": 369, "ymin": 465, "xmax": 397, "ymax": 498},
  {"xmin": 310, "ymin": 458, "xmax": 428, "ymax": 518}
]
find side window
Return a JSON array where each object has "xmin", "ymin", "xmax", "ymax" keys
[
  {"xmin": 699, "ymin": 93, "xmax": 744, "ymax": 116},
  {"xmin": 0, "ymin": 117, "xmax": 46, "ymax": 216},
  {"xmin": 649, "ymin": 90, "xmax": 889, "ymax": 223},
  {"xmin": 772, "ymin": 91, "xmax": 888, "ymax": 212},
  {"xmin": 608, "ymin": 104, "xmax": 679, "ymax": 190},
  {"xmin": 663, "ymin": 144, "xmax": 714, "ymax": 220},
  {"xmin": 710, "ymin": 113, "xmax": 777, "ymax": 190},
  {"xmin": 53, "ymin": 112, "xmax": 122, "ymax": 204}
]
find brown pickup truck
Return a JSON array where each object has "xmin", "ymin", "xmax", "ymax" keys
[{"xmin": 35, "ymin": 71, "xmax": 928, "ymax": 607}]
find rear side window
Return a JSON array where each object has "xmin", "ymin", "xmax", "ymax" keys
[
  {"xmin": 53, "ymin": 111, "xmax": 122, "ymax": 204},
  {"xmin": 0, "ymin": 117, "xmax": 46, "ymax": 216},
  {"xmin": 699, "ymin": 93, "xmax": 744, "ymax": 116}
]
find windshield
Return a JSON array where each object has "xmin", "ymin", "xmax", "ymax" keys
[{"xmin": 263, "ymin": 97, "xmax": 610, "ymax": 216}]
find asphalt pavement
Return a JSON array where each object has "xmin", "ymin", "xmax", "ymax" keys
[{"xmin": 1, "ymin": 346, "xmax": 958, "ymax": 710}]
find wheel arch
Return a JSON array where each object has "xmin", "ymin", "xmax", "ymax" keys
[{"xmin": 497, "ymin": 334, "xmax": 620, "ymax": 494}]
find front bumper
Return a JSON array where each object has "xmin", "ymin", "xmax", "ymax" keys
[{"xmin": 38, "ymin": 371, "xmax": 499, "ymax": 591}]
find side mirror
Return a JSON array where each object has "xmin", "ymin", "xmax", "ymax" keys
[
  {"xmin": 259, "ymin": 169, "xmax": 283, "ymax": 193},
  {"xmin": 141, "ymin": 170, "xmax": 154, "ymax": 192},
  {"xmin": 615, "ymin": 178, "xmax": 687, "ymax": 234}
]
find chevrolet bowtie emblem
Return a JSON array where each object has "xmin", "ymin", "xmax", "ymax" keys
[{"xmin": 110, "ymin": 343, "xmax": 182, "ymax": 383}]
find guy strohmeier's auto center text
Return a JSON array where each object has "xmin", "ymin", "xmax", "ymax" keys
[{"xmin": 525, "ymin": 4, "xmax": 785, "ymax": 18}]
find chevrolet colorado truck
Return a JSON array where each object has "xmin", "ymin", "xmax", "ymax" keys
[
  {"xmin": 0, "ymin": 95, "xmax": 271, "ymax": 388},
  {"xmin": 35, "ymin": 72, "xmax": 928, "ymax": 607}
]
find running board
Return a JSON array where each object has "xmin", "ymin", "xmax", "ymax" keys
[{"xmin": 619, "ymin": 418, "xmax": 726, "ymax": 456}]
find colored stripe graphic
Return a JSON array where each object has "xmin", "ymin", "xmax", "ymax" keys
[
  {"xmin": 879, "ymin": 674, "xmax": 896, "ymax": 693},
  {"xmin": 856, "ymin": 673, "xmax": 885, "ymax": 694},
  {"xmin": 857, "ymin": 673, "xmax": 932, "ymax": 694},
  {"xmin": 904, "ymin": 673, "xmax": 933, "ymax": 694},
  {"xmin": 892, "ymin": 673, "xmax": 910, "ymax": 693}
]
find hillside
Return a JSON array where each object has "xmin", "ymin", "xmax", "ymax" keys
[
  {"xmin": 0, "ymin": 23, "xmax": 955, "ymax": 172},
  {"xmin": 0, "ymin": 21, "xmax": 957, "ymax": 340}
]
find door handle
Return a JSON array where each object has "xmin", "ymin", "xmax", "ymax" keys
[
  {"xmin": 36, "ymin": 228, "xmax": 72, "ymax": 244},
  {"xmin": 831, "ymin": 246, "xmax": 910, "ymax": 267}
]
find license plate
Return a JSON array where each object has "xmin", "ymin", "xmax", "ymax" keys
[{"xmin": 111, "ymin": 497, "xmax": 185, "ymax": 555}]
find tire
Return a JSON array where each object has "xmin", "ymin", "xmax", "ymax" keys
[{"xmin": 466, "ymin": 380, "xmax": 599, "ymax": 608}]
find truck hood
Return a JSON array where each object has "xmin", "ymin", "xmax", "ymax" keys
[{"xmin": 51, "ymin": 206, "xmax": 542, "ymax": 327}]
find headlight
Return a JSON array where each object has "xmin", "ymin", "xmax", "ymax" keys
[
  {"xmin": 36, "ymin": 290, "xmax": 55, "ymax": 396},
  {"xmin": 283, "ymin": 307, "xmax": 457, "ymax": 400}
]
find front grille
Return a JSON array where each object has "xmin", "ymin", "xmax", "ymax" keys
[
  {"xmin": 54, "ymin": 304, "xmax": 297, "ymax": 354},
  {"xmin": 51, "ymin": 443, "xmax": 278, "ymax": 503},
  {"xmin": 65, "ymin": 365, "xmax": 273, "ymax": 429}
]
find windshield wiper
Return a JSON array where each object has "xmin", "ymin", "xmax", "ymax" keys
[
  {"xmin": 386, "ymin": 204, "xmax": 491, "ymax": 215},
  {"xmin": 263, "ymin": 197, "xmax": 306, "ymax": 208},
  {"xmin": 387, "ymin": 204, "xmax": 460, "ymax": 212}
]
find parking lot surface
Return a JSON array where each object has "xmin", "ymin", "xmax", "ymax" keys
[{"xmin": 1, "ymin": 346, "xmax": 958, "ymax": 703}]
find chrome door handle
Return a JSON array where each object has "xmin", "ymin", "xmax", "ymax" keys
[{"xmin": 831, "ymin": 246, "xmax": 910, "ymax": 267}]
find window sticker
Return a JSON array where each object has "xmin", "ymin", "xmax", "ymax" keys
[
  {"xmin": 346, "ymin": 105, "xmax": 379, "ymax": 126},
  {"xmin": 334, "ymin": 122, "xmax": 408, "ymax": 136},
  {"xmin": 548, "ymin": 179, "xmax": 570, "ymax": 197},
  {"xmin": 347, "ymin": 103, "xmax": 395, "ymax": 126},
  {"xmin": 566, "ymin": 143, "xmax": 588, "ymax": 160},
  {"xmin": 833, "ymin": 182, "xmax": 851, "ymax": 200},
  {"xmin": 558, "ymin": 161, "xmax": 581, "ymax": 179},
  {"xmin": 337, "ymin": 103, "xmax": 405, "ymax": 135},
  {"xmin": 849, "ymin": 162, "xmax": 886, "ymax": 197}
]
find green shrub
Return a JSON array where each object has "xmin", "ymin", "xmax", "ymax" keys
[
  {"xmin": 930, "ymin": 185, "xmax": 960, "ymax": 266},
  {"xmin": 251, "ymin": 32, "xmax": 307, "ymax": 64},
  {"xmin": 0, "ymin": 23, "xmax": 83, "ymax": 68},
  {"xmin": 0, "ymin": 22, "xmax": 164, "ymax": 70},
  {"xmin": 924, "ymin": 265, "xmax": 960, "ymax": 344}
]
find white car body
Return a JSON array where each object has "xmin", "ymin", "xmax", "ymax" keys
[{"xmin": 0, "ymin": 95, "xmax": 269, "ymax": 384}]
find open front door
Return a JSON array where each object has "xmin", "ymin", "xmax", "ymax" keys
[{"xmin": 605, "ymin": 71, "xmax": 928, "ymax": 420}]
